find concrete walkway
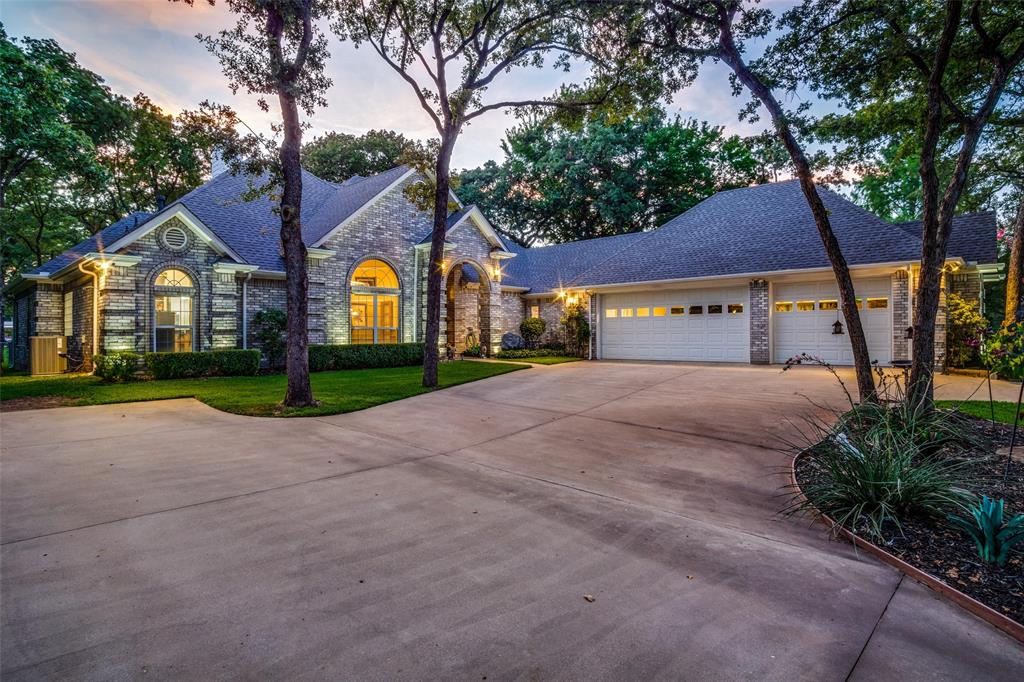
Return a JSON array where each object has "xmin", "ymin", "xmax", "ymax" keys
[{"xmin": 1, "ymin": 363, "xmax": 1021, "ymax": 680}]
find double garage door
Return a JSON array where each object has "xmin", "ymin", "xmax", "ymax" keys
[
  {"xmin": 600, "ymin": 287, "xmax": 750, "ymax": 362},
  {"xmin": 773, "ymin": 278, "xmax": 892, "ymax": 365},
  {"xmin": 599, "ymin": 277, "xmax": 893, "ymax": 365}
]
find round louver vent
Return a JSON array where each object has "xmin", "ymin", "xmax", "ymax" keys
[{"xmin": 162, "ymin": 225, "xmax": 188, "ymax": 251}]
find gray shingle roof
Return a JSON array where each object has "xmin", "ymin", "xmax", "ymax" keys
[
  {"xmin": 501, "ymin": 232, "xmax": 645, "ymax": 291},
  {"xmin": 28, "ymin": 211, "xmax": 153, "ymax": 275},
  {"xmin": 894, "ymin": 212, "xmax": 997, "ymax": 264}
]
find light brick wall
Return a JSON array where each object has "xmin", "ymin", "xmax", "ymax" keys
[
  {"xmin": 892, "ymin": 270, "xmax": 911, "ymax": 362},
  {"xmin": 749, "ymin": 280, "xmax": 769, "ymax": 364}
]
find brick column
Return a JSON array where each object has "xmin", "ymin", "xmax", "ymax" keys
[
  {"xmin": 892, "ymin": 270, "xmax": 911, "ymax": 362},
  {"xmin": 307, "ymin": 258, "xmax": 327, "ymax": 345},
  {"xmin": 33, "ymin": 283, "xmax": 64, "ymax": 335},
  {"xmin": 935, "ymin": 272, "xmax": 948, "ymax": 369},
  {"xmin": 589, "ymin": 292, "xmax": 599, "ymax": 359},
  {"xmin": 99, "ymin": 265, "xmax": 138, "ymax": 352},
  {"xmin": 210, "ymin": 271, "xmax": 239, "ymax": 349},
  {"xmin": 749, "ymin": 279, "xmax": 770, "ymax": 364}
]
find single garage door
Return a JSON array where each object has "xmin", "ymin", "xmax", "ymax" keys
[
  {"xmin": 600, "ymin": 287, "xmax": 749, "ymax": 362},
  {"xmin": 773, "ymin": 277, "xmax": 892, "ymax": 365}
]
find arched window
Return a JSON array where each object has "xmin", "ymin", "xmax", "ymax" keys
[
  {"xmin": 153, "ymin": 267, "xmax": 195, "ymax": 352},
  {"xmin": 350, "ymin": 259, "xmax": 400, "ymax": 344}
]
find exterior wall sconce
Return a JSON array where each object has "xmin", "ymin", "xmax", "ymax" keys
[
  {"xmin": 832, "ymin": 320, "xmax": 844, "ymax": 335},
  {"xmin": 905, "ymin": 326, "xmax": 914, "ymax": 339}
]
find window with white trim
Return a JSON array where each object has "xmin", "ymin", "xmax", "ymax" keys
[
  {"xmin": 153, "ymin": 268, "xmax": 195, "ymax": 352},
  {"xmin": 350, "ymin": 259, "xmax": 401, "ymax": 344}
]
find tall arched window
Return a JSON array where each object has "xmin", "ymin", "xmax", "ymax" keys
[
  {"xmin": 350, "ymin": 259, "xmax": 400, "ymax": 344},
  {"xmin": 153, "ymin": 268, "xmax": 194, "ymax": 352}
]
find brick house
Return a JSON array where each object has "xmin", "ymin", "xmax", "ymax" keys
[{"xmin": 6, "ymin": 165, "xmax": 1000, "ymax": 371}]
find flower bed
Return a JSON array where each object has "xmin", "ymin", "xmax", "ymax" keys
[{"xmin": 794, "ymin": 415, "xmax": 1023, "ymax": 627}]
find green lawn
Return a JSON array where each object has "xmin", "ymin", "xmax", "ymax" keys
[
  {"xmin": 496, "ymin": 356, "xmax": 582, "ymax": 365},
  {"xmin": 0, "ymin": 362, "xmax": 526, "ymax": 417},
  {"xmin": 936, "ymin": 399, "xmax": 1022, "ymax": 425}
]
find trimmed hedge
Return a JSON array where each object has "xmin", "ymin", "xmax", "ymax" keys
[
  {"xmin": 145, "ymin": 349, "xmax": 260, "ymax": 379},
  {"xmin": 494, "ymin": 348, "xmax": 564, "ymax": 359},
  {"xmin": 308, "ymin": 342, "xmax": 424, "ymax": 372},
  {"xmin": 93, "ymin": 352, "xmax": 140, "ymax": 383}
]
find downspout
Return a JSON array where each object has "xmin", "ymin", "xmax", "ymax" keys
[
  {"xmin": 242, "ymin": 272, "xmax": 252, "ymax": 349},
  {"xmin": 77, "ymin": 260, "xmax": 100, "ymax": 362}
]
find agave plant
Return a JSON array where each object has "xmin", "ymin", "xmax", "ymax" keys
[{"xmin": 948, "ymin": 496, "xmax": 1024, "ymax": 567}]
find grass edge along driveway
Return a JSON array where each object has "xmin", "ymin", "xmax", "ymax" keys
[
  {"xmin": 935, "ymin": 399, "xmax": 1022, "ymax": 425},
  {"xmin": 0, "ymin": 362, "xmax": 526, "ymax": 417}
]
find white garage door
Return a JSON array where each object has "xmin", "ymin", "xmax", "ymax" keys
[
  {"xmin": 600, "ymin": 287, "xmax": 749, "ymax": 362},
  {"xmin": 773, "ymin": 277, "xmax": 892, "ymax": 365}
]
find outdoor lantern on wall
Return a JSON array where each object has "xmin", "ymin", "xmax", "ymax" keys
[
  {"xmin": 906, "ymin": 326, "xmax": 914, "ymax": 339},
  {"xmin": 832, "ymin": 320, "xmax": 844, "ymax": 335}
]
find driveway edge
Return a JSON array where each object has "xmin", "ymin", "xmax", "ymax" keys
[{"xmin": 788, "ymin": 451, "xmax": 1024, "ymax": 645}]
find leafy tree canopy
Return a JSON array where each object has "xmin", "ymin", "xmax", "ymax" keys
[
  {"xmin": 302, "ymin": 129, "xmax": 418, "ymax": 182},
  {"xmin": 457, "ymin": 108, "xmax": 766, "ymax": 245}
]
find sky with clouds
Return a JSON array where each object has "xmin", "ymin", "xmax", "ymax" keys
[{"xmin": 2, "ymin": 0, "xmax": 810, "ymax": 170}]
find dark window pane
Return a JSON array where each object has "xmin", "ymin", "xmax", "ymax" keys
[
  {"xmin": 689, "ymin": 305, "xmax": 703, "ymax": 315},
  {"xmin": 708, "ymin": 304, "xmax": 723, "ymax": 314}
]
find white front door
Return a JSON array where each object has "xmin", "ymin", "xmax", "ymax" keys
[
  {"xmin": 600, "ymin": 287, "xmax": 749, "ymax": 362},
  {"xmin": 772, "ymin": 277, "xmax": 893, "ymax": 365}
]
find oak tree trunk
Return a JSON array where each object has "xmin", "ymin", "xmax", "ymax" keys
[
  {"xmin": 1005, "ymin": 199, "xmax": 1024, "ymax": 326},
  {"xmin": 278, "ymin": 89, "xmax": 315, "ymax": 407},
  {"xmin": 422, "ymin": 133, "xmax": 456, "ymax": 388},
  {"xmin": 717, "ymin": 23, "xmax": 877, "ymax": 403}
]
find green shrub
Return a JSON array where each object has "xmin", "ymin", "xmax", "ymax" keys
[
  {"xmin": 93, "ymin": 352, "xmax": 140, "ymax": 383},
  {"xmin": 792, "ymin": 400, "xmax": 977, "ymax": 540},
  {"xmin": 463, "ymin": 343, "xmax": 483, "ymax": 357},
  {"xmin": 561, "ymin": 302, "xmax": 590, "ymax": 357},
  {"xmin": 520, "ymin": 317, "xmax": 546, "ymax": 348},
  {"xmin": 494, "ymin": 348, "xmax": 563, "ymax": 359},
  {"xmin": 145, "ymin": 349, "xmax": 260, "ymax": 379},
  {"xmin": 253, "ymin": 308, "xmax": 287, "ymax": 369},
  {"xmin": 946, "ymin": 293, "xmax": 986, "ymax": 368},
  {"xmin": 539, "ymin": 341, "xmax": 566, "ymax": 352},
  {"xmin": 307, "ymin": 343, "xmax": 424, "ymax": 372},
  {"xmin": 949, "ymin": 496, "xmax": 1024, "ymax": 566}
]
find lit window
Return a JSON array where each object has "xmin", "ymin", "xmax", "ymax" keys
[
  {"xmin": 818, "ymin": 300, "xmax": 839, "ymax": 311},
  {"xmin": 708, "ymin": 304, "xmax": 723, "ymax": 314},
  {"xmin": 728, "ymin": 304, "xmax": 743, "ymax": 314},
  {"xmin": 670, "ymin": 307, "xmax": 685, "ymax": 316},
  {"xmin": 154, "ymin": 268, "xmax": 194, "ymax": 352},
  {"xmin": 605, "ymin": 308, "xmax": 617, "ymax": 318},
  {"xmin": 154, "ymin": 268, "xmax": 193, "ymax": 287},
  {"xmin": 653, "ymin": 307, "xmax": 667, "ymax": 317},
  {"xmin": 64, "ymin": 291, "xmax": 73, "ymax": 336},
  {"xmin": 867, "ymin": 297, "xmax": 888, "ymax": 309},
  {"xmin": 530, "ymin": 305, "xmax": 540, "ymax": 318},
  {"xmin": 689, "ymin": 305, "xmax": 703, "ymax": 315},
  {"xmin": 797, "ymin": 301, "xmax": 815, "ymax": 312},
  {"xmin": 350, "ymin": 259, "xmax": 401, "ymax": 344},
  {"xmin": 775, "ymin": 301, "xmax": 793, "ymax": 313},
  {"xmin": 636, "ymin": 307, "xmax": 650, "ymax": 317},
  {"xmin": 620, "ymin": 308, "xmax": 633, "ymax": 317},
  {"xmin": 351, "ymin": 259, "xmax": 400, "ymax": 288}
]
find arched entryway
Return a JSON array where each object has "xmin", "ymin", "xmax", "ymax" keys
[{"xmin": 444, "ymin": 260, "xmax": 492, "ymax": 355}]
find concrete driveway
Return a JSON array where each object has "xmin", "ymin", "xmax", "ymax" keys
[{"xmin": 2, "ymin": 362, "xmax": 1021, "ymax": 680}]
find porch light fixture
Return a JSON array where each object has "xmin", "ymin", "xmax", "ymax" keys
[
  {"xmin": 905, "ymin": 326, "xmax": 914, "ymax": 339},
  {"xmin": 832, "ymin": 320, "xmax": 844, "ymax": 335}
]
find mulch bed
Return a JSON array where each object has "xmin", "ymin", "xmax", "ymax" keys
[
  {"xmin": 1, "ymin": 396, "xmax": 76, "ymax": 411},
  {"xmin": 794, "ymin": 416, "xmax": 1024, "ymax": 624}
]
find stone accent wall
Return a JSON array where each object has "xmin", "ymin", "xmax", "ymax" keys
[
  {"xmin": 117, "ymin": 217, "xmax": 224, "ymax": 352},
  {"xmin": 243, "ymin": 278, "xmax": 287, "ymax": 351},
  {"xmin": 499, "ymin": 290, "xmax": 526, "ymax": 344},
  {"xmin": 533, "ymin": 297, "xmax": 563, "ymax": 344},
  {"xmin": 749, "ymin": 279, "xmax": 769, "ymax": 364},
  {"xmin": 100, "ymin": 265, "xmax": 140, "ymax": 352},
  {"xmin": 33, "ymin": 283, "xmax": 64, "ymax": 336},
  {"xmin": 319, "ymin": 175, "xmax": 433, "ymax": 345},
  {"xmin": 892, "ymin": 270, "xmax": 911, "ymax": 362},
  {"xmin": 68, "ymin": 279, "xmax": 94, "ymax": 365}
]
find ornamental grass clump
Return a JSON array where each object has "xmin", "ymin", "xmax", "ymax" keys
[{"xmin": 789, "ymin": 361, "xmax": 978, "ymax": 540}]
